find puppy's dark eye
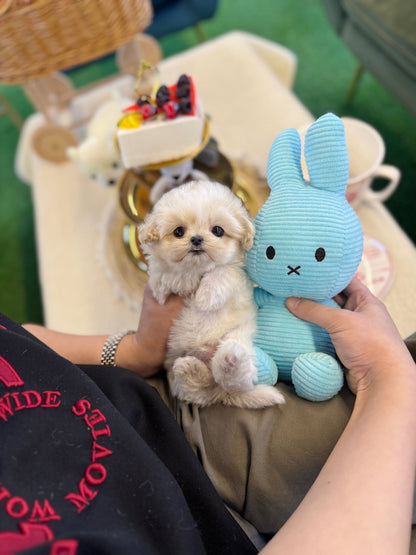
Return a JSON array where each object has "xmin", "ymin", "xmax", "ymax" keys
[
  {"xmin": 112, "ymin": 161, "xmax": 119, "ymax": 169},
  {"xmin": 173, "ymin": 226, "xmax": 185, "ymax": 238},
  {"xmin": 266, "ymin": 246, "xmax": 275, "ymax": 260},
  {"xmin": 211, "ymin": 226, "xmax": 224, "ymax": 237},
  {"xmin": 90, "ymin": 174, "xmax": 97, "ymax": 180},
  {"xmin": 315, "ymin": 247, "xmax": 326, "ymax": 262}
]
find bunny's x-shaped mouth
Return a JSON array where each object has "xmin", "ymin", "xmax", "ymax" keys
[{"xmin": 287, "ymin": 265, "xmax": 301, "ymax": 275}]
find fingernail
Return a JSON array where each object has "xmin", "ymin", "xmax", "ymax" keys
[{"xmin": 286, "ymin": 297, "xmax": 300, "ymax": 311}]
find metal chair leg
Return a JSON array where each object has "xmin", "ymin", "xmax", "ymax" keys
[
  {"xmin": 0, "ymin": 92, "xmax": 23, "ymax": 129},
  {"xmin": 194, "ymin": 23, "xmax": 207, "ymax": 42},
  {"xmin": 346, "ymin": 64, "xmax": 364, "ymax": 105}
]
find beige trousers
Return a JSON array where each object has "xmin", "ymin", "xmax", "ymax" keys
[{"xmin": 149, "ymin": 333, "xmax": 416, "ymax": 539}]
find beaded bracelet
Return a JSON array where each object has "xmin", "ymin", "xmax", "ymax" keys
[{"xmin": 100, "ymin": 330, "xmax": 135, "ymax": 366}]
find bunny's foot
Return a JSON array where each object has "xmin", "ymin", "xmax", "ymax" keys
[
  {"xmin": 253, "ymin": 346, "xmax": 278, "ymax": 386},
  {"xmin": 292, "ymin": 352, "xmax": 344, "ymax": 402}
]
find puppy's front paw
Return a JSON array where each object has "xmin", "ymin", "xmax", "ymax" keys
[
  {"xmin": 193, "ymin": 283, "xmax": 217, "ymax": 311},
  {"xmin": 212, "ymin": 342, "xmax": 257, "ymax": 392},
  {"xmin": 147, "ymin": 278, "xmax": 170, "ymax": 305},
  {"xmin": 152, "ymin": 286, "xmax": 170, "ymax": 305},
  {"xmin": 194, "ymin": 277, "xmax": 230, "ymax": 312}
]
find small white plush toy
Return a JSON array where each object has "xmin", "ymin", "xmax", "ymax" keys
[
  {"xmin": 67, "ymin": 95, "xmax": 131, "ymax": 187},
  {"xmin": 149, "ymin": 159, "xmax": 208, "ymax": 205}
]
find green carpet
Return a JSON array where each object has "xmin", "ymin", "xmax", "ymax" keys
[{"xmin": 0, "ymin": 0, "xmax": 415, "ymax": 325}]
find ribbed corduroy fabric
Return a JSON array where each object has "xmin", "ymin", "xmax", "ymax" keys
[{"xmin": 247, "ymin": 113, "xmax": 363, "ymax": 401}]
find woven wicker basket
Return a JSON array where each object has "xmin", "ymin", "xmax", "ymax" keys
[{"xmin": 0, "ymin": 0, "xmax": 153, "ymax": 84}]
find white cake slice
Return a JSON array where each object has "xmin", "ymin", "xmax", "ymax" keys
[{"xmin": 116, "ymin": 75, "xmax": 204, "ymax": 168}]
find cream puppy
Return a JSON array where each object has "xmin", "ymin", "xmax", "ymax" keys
[{"xmin": 138, "ymin": 181, "xmax": 284, "ymax": 408}]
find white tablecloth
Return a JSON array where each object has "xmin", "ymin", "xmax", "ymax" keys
[{"xmin": 19, "ymin": 31, "xmax": 416, "ymax": 339}]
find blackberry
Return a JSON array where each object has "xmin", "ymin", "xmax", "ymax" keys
[
  {"xmin": 177, "ymin": 74, "xmax": 190, "ymax": 87},
  {"xmin": 176, "ymin": 84, "xmax": 190, "ymax": 98},
  {"xmin": 156, "ymin": 85, "xmax": 170, "ymax": 108},
  {"xmin": 178, "ymin": 97, "xmax": 192, "ymax": 114},
  {"xmin": 137, "ymin": 95, "xmax": 151, "ymax": 106}
]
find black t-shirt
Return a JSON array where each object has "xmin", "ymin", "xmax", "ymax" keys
[{"xmin": 0, "ymin": 314, "xmax": 257, "ymax": 555}]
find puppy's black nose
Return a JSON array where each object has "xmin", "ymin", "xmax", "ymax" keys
[{"xmin": 190, "ymin": 235, "xmax": 204, "ymax": 247}]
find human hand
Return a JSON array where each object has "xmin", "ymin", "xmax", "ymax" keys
[
  {"xmin": 286, "ymin": 278, "xmax": 414, "ymax": 394},
  {"xmin": 22, "ymin": 283, "xmax": 184, "ymax": 376},
  {"xmin": 131, "ymin": 282, "xmax": 185, "ymax": 377}
]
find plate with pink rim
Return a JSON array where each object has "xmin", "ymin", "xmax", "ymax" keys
[{"xmin": 355, "ymin": 233, "xmax": 394, "ymax": 298}]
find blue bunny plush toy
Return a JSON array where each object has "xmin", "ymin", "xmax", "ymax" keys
[{"xmin": 247, "ymin": 113, "xmax": 363, "ymax": 401}]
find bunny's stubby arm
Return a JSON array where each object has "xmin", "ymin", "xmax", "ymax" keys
[
  {"xmin": 253, "ymin": 287, "xmax": 273, "ymax": 308},
  {"xmin": 251, "ymin": 287, "xmax": 279, "ymax": 385}
]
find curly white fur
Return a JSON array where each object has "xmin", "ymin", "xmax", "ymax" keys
[{"xmin": 139, "ymin": 180, "xmax": 284, "ymax": 408}]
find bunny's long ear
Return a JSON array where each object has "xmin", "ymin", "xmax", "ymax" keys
[
  {"xmin": 304, "ymin": 112, "xmax": 348, "ymax": 195},
  {"xmin": 267, "ymin": 128, "xmax": 304, "ymax": 191}
]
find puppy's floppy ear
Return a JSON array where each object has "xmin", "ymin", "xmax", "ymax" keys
[
  {"xmin": 138, "ymin": 216, "xmax": 159, "ymax": 244},
  {"xmin": 239, "ymin": 213, "xmax": 255, "ymax": 251}
]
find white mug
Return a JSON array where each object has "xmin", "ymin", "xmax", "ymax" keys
[{"xmin": 299, "ymin": 117, "xmax": 401, "ymax": 207}]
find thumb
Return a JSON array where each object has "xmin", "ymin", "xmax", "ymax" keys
[{"xmin": 286, "ymin": 297, "xmax": 340, "ymax": 332}]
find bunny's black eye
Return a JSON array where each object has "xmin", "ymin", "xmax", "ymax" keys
[
  {"xmin": 173, "ymin": 226, "xmax": 185, "ymax": 238},
  {"xmin": 315, "ymin": 247, "xmax": 326, "ymax": 262},
  {"xmin": 211, "ymin": 226, "xmax": 224, "ymax": 237},
  {"xmin": 266, "ymin": 246, "xmax": 275, "ymax": 260}
]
